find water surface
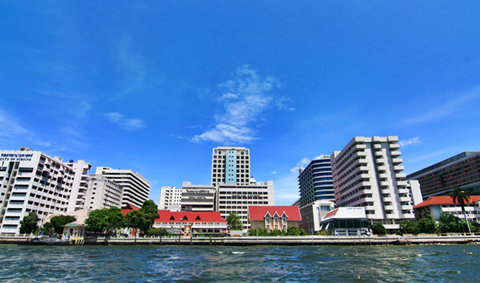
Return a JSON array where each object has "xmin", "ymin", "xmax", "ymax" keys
[{"xmin": 0, "ymin": 244, "xmax": 479, "ymax": 282}]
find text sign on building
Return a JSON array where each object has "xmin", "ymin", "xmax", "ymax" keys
[{"xmin": 0, "ymin": 153, "xmax": 33, "ymax": 162}]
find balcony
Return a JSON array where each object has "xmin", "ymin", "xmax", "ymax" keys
[
  {"xmin": 401, "ymin": 204, "xmax": 413, "ymax": 210},
  {"xmin": 377, "ymin": 166, "xmax": 386, "ymax": 171},
  {"xmin": 395, "ymin": 173, "xmax": 407, "ymax": 179},
  {"xmin": 383, "ymin": 197, "xmax": 392, "ymax": 202},
  {"xmin": 378, "ymin": 173, "xmax": 387, "ymax": 178},
  {"xmin": 355, "ymin": 144, "xmax": 366, "ymax": 150},
  {"xmin": 381, "ymin": 189, "xmax": 391, "ymax": 194},
  {"xmin": 358, "ymin": 158, "xmax": 368, "ymax": 164},
  {"xmin": 400, "ymin": 196, "xmax": 411, "ymax": 202},
  {"xmin": 391, "ymin": 151, "xmax": 401, "ymax": 157},
  {"xmin": 389, "ymin": 143, "xmax": 400, "ymax": 150},
  {"xmin": 373, "ymin": 144, "xmax": 382, "ymax": 149},
  {"xmin": 398, "ymin": 189, "xmax": 410, "ymax": 194},
  {"xmin": 374, "ymin": 151, "xmax": 383, "ymax": 157},
  {"xmin": 380, "ymin": 181, "xmax": 389, "ymax": 186},
  {"xmin": 357, "ymin": 151, "xmax": 367, "ymax": 157},
  {"xmin": 397, "ymin": 180, "xmax": 408, "ymax": 186},
  {"xmin": 376, "ymin": 158, "xmax": 384, "ymax": 164},
  {"xmin": 384, "ymin": 205, "xmax": 394, "ymax": 210},
  {"xmin": 394, "ymin": 166, "xmax": 405, "ymax": 172},
  {"xmin": 392, "ymin": 158, "xmax": 403, "ymax": 164}
]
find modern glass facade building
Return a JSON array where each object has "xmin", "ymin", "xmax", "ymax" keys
[
  {"xmin": 298, "ymin": 155, "xmax": 335, "ymax": 207},
  {"xmin": 407, "ymin": 152, "xmax": 480, "ymax": 198}
]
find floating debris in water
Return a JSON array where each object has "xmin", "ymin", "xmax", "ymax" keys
[{"xmin": 231, "ymin": 251, "xmax": 245, "ymax": 255}]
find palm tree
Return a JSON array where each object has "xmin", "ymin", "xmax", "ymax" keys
[
  {"xmin": 227, "ymin": 213, "xmax": 243, "ymax": 230},
  {"xmin": 451, "ymin": 187, "xmax": 472, "ymax": 233}
]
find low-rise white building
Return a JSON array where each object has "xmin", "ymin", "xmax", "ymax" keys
[
  {"xmin": 299, "ymin": 200, "xmax": 335, "ymax": 234},
  {"xmin": 319, "ymin": 207, "xmax": 370, "ymax": 236},
  {"xmin": 413, "ymin": 196, "xmax": 480, "ymax": 221}
]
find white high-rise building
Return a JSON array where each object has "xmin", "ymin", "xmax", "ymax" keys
[
  {"xmin": 66, "ymin": 160, "xmax": 92, "ymax": 212},
  {"xmin": 95, "ymin": 167, "xmax": 150, "ymax": 208},
  {"xmin": 217, "ymin": 180, "xmax": 274, "ymax": 230},
  {"xmin": 159, "ymin": 186, "xmax": 182, "ymax": 211},
  {"xmin": 85, "ymin": 174, "xmax": 123, "ymax": 210},
  {"xmin": 331, "ymin": 136, "xmax": 415, "ymax": 230},
  {"xmin": 211, "ymin": 147, "xmax": 251, "ymax": 187},
  {"xmin": 0, "ymin": 148, "xmax": 89, "ymax": 235}
]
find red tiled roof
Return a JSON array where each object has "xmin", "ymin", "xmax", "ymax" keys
[
  {"xmin": 121, "ymin": 205, "xmax": 226, "ymax": 223},
  {"xmin": 155, "ymin": 211, "xmax": 227, "ymax": 223},
  {"xmin": 121, "ymin": 204, "xmax": 139, "ymax": 216},
  {"xmin": 414, "ymin": 195, "xmax": 480, "ymax": 209},
  {"xmin": 324, "ymin": 209, "xmax": 339, "ymax": 219},
  {"xmin": 248, "ymin": 206, "xmax": 302, "ymax": 221}
]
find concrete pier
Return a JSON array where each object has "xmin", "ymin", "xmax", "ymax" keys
[{"xmin": 2, "ymin": 235, "xmax": 480, "ymax": 246}]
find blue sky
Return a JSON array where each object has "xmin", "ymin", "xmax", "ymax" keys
[{"xmin": 1, "ymin": 1, "xmax": 480, "ymax": 205}]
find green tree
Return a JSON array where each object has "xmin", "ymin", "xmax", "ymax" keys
[
  {"xmin": 249, "ymin": 228, "xmax": 269, "ymax": 236},
  {"xmin": 85, "ymin": 207, "xmax": 125, "ymax": 234},
  {"xmin": 451, "ymin": 187, "xmax": 472, "ymax": 233},
  {"xmin": 438, "ymin": 213, "xmax": 463, "ymax": 233},
  {"xmin": 227, "ymin": 213, "xmax": 243, "ymax": 230},
  {"xmin": 269, "ymin": 229, "xmax": 285, "ymax": 236},
  {"xmin": 146, "ymin": 228, "xmax": 170, "ymax": 237},
  {"xmin": 42, "ymin": 222, "xmax": 54, "ymax": 236},
  {"xmin": 125, "ymin": 210, "xmax": 151, "ymax": 236},
  {"xmin": 19, "ymin": 212, "xmax": 39, "ymax": 234},
  {"xmin": 49, "ymin": 215, "xmax": 76, "ymax": 235},
  {"xmin": 286, "ymin": 226, "xmax": 302, "ymax": 236},
  {"xmin": 470, "ymin": 221, "xmax": 480, "ymax": 233},
  {"xmin": 418, "ymin": 216, "xmax": 438, "ymax": 234},
  {"xmin": 372, "ymin": 223, "xmax": 386, "ymax": 235},
  {"xmin": 399, "ymin": 220, "xmax": 420, "ymax": 235},
  {"xmin": 139, "ymin": 200, "xmax": 159, "ymax": 230}
]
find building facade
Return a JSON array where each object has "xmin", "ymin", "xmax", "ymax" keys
[
  {"xmin": 407, "ymin": 152, "xmax": 480, "ymax": 198},
  {"xmin": 66, "ymin": 160, "xmax": 92, "ymax": 212},
  {"xmin": 211, "ymin": 146, "xmax": 251, "ymax": 187},
  {"xmin": 298, "ymin": 155, "xmax": 335, "ymax": 207},
  {"xmin": 319, "ymin": 207, "xmax": 370, "ymax": 236},
  {"xmin": 159, "ymin": 186, "xmax": 182, "ymax": 211},
  {"xmin": 95, "ymin": 166, "xmax": 150, "ymax": 208},
  {"xmin": 298, "ymin": 200, "xmax": 335, "ymax": 234},
  {"xmin": 85, "ymin": 174, "xmax": 123, "ymax": 210},
  {"xmin": 331, "ymin": 136, "xmax": 415, "ymax": 230},
  {"xmin": 248, "ymin": 206, "xmax": 301, "ymax": 232},
  {"xmin": 217, "ymin": 181, "xmax": 274, "ymax": 230},
  {"xmin": 413, "ymin": 195, "xmax": 480, "ymax": 221},
  {"xmin": 181, "ymin": 182, "xmax": 216, "ymax": 212},
  {"xmin": 0, "ymin": 148, "xmax": 85, "ymax": 235}
]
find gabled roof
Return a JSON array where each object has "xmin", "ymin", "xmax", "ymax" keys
[
  {"xmin": 413, "ymin": 196, "xmax": 480, "ymax": 209},
  {"xmin": 248, "ymin": 206, "xmax": 302, "ymax": 221},
  {"xmin": 155, "ymin": 211, "xmax": 227, "ymax": 223},
  {"xmin": 121, "ymin": 204, "xmax": 139, "ymax": 216},
  {"xmin": 120, "ymin": 206, "xmax": 227, "ymax": 223},
  {"xmin": 321, "ymin": 207, "xmax": 367, "ymax": 222}
]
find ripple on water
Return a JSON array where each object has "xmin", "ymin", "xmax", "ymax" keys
[{"xmin": 1, "ymin": 244, "xmax": 480, "ymax": 282}]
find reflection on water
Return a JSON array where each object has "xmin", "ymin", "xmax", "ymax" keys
[{"xmin": 0, "ymin": 244, "xmax": 479, "ymax": 282}]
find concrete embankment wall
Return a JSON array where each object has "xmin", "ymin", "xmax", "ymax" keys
[{"xmin": 2, "ymin": 235, "xmax": 480, "ymax": 245}]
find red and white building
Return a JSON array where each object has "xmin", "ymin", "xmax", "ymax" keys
[
  {"xmin": 121, "ymin": 204, "xmax": 228, "ymax": 236},
  {"xmin": 248, "ymin": 206, "xmax": 302, "ymax": 232},
  {"xmin": 413, "ymin": 196, "xmax": 480, "ymax": 221}
]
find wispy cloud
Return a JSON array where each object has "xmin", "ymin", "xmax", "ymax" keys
[
  {"xmin": 105, "ymin": 112, "xmax": 146, "ymax": 130},
  {"xmin": 401, "ymin": 86, "xmax": 480, "ymax": 126},
  {"xmin": 116, "ymin": 34, "xmax": 147, "ymax": 96},
  {"xmin": 289, "ymin": 157, "xmax": 310, "ymax": 173},
  {"xmin": 399, "ymin": 137, "xmax": 421, "ymax": 147},
  {"xmin": 0, "ymin": 109, "xmax": 30, "ymax": 137},
  {"xmin": 192, "ymin": 65, "xmax": 293, "ymax": 144}
]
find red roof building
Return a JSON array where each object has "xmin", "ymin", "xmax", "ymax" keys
[
  {"xmin": 121, "ymin": 205, "xmax": 227, "ymax": 236},
  {"xmin": 413, "ymin": 196, "xmax": 480, "ymax": 221},
  {"xmin": 248, "ymin": 206, "xmax": 302, "ymax": 232}
]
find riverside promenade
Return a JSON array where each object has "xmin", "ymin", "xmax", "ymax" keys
[{"xmin": 2, "ymin": 234, "xmax": 480, "ymax": 245}]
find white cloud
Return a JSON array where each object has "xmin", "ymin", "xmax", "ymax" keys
[
  {"xmin": 401, "ymin": 86, "xmax": 480, "ymax": 126},
  {"xmin": 105, "ymin": 112, "xmax": 146, "ymax": 130},
  {"xmin": 192, "ymin": 65, "xmax": 293, "ymax": 144},
  {"xmin": 116, "ymin": 34, "xmax": 147, "ymax": 96},
  {"xmin": 271, "ymin": 171, "xmax": 277, "ymax": 175},
  {"xmin": 399, "ymin": 137, "xmax": 421, "ymax": 147},
  {"xmin": 0, "ymin": 110, "xmax": 30, "ymax": 137},
  {"xmin": 289, "ymin": 157, "xmax": 310, "ymax": 173}
]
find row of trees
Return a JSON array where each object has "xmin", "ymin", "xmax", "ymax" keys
[
  {"xmin": 19, "ymin": 212, "xmax": 76, "ymax": 236},
  {"xmin": 249, "ymin": 226, "xmax": 308, "ymax": 236},
  {"xmin": 85, "ymin": 200, "xmax": 165, "ymax": 237}
]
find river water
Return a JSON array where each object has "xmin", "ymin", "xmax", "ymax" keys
[{"xmin": 0, "ymin": 244, "xmax": 479, "ymax": 282}]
